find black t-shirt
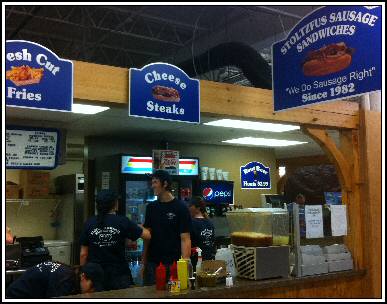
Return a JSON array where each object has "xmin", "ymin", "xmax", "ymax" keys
[
  {"xmin": 6, "ymin": 261, "xmax": 76, "ymax": 298},
  {"xmin": 80, "ymin": 214, "xmax": 143, "ymax": 266},
  {"xmin": 190, "ymin": 218, "xmax": 216, "ymax": 260},
  {"xmin": 144, "ymin": 198, "xmax": 192, "ymax": 264}
]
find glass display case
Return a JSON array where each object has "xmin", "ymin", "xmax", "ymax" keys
[{"xmin": 226, "ymin": 208, "xmax": 289, "ymax": 247}]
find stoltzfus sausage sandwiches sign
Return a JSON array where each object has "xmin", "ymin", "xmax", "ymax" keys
[
  {"xmin": 129, "ymin": 62, "xmax": 200, "ymax": 123},
  {"xmin": 272, "ymin": 5, "xmax": 381, "ymax": 111},
  {"xmin": 5, "ymin": 40, "xmax": 73, "ymax": 111}
]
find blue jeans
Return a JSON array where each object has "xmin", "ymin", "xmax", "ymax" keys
[{"xmin": 143, "ymin": 261, "xmax": 172, "ymax": 286}]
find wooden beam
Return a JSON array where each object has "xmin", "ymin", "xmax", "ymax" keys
[
  {"xmin": 359, "ymin": 110, "xmax": 382, "ymax": 297},
  {"xmin": 72, "ymin": 60, "xmax": 359, "ymax": 129},
  {"xmin": 302, "ymin": 126, "xmax": 352, "ymax": 191},
  {"xmin": 73, "ymin": 60, "xmax": 129, "ymax": 104},
  {"xmin": 200, "ymin": 80, "xmax": 359, "ymax": 129}
]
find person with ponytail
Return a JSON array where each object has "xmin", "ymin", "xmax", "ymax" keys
[
  {"xmin": 187, "ymin": 196, "xmax": 216, "ymax": 268},
  {"xmin": 79, "ymin": 190, "xmax": 151, "ymax": 291}
]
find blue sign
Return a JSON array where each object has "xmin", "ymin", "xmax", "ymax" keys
[
  {"xmin": 240, "ymin": 161, "xmax": 271, "ymax": 189},
  {"xmin": 201, "ymin": 181, "xmax": 234, "ymax": 205},
  {"xmin": 272, "ymin": 6, "xmax": 382, "ymax": 111},
  {"xmin": 129, "ymin": 62, "xmax": 200, "ymax": 123},
  {"xmin": 6, "ymin": 40, "xmax": 73, "ymax": 112}
]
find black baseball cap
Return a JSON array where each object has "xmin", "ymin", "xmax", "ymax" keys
[
  {"xmin": 146, "ymin": 169, "xmax": 172, "ymax": 185},
  {"xmin": 96, "ymin": 189, "xmax": 119, "ymax": 204},
  {"xmin": 81, "ymin": 262, "xmax": 105, "ymax": 292},
  {"xmin": 187, "ymin": 196, "xmax": 204, "ymax": 207}
]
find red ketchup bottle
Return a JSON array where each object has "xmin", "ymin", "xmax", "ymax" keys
[
  {"xmin": 170, "ymin": 261, "xmax": 178, "ymax": 280},
  {"xmin": 156, "ymin": 262, "xmax": 166, "ymax": 290}
]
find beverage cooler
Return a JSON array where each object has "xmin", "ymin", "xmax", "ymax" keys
[{"xmin": 95, "ymin": 154, "xmax": 200, "ymax": 261}]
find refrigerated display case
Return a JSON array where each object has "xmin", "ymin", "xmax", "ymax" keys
[
  {"xmin": 121, "ymin": 155, "xmax": 200, "ymax": 261},
  {"xmin": 95, "ymin": 154, "xmax": 200, "ymax": 262}
]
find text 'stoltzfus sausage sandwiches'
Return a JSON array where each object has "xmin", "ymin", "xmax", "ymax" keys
[
  {"xmin": 152, "ymin": 85, "xmax": 180, "ymax": 102},
  {"xmin": 302, "ymin": 42, "xmax": 354, "ymax": 77}
]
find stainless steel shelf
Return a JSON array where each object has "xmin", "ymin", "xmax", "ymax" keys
[{"xmin": 6, "ymin": 198, "xmax": 59, "ymax": 203}]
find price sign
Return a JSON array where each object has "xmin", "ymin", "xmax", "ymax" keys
[{"xmin": 6, "ymin": 126, "xmax": 60, "ymax": 169}]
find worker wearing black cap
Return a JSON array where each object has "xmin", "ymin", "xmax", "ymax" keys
[
  {"xmin": 187, "ymin": 196, "xmax": 216, "ymax": 266},
  {"xmin": 142, "ymin": 169, "xmax": 192, "ymax": 285},
  {"xmin": 80, "ymin": 189, "xmax": 151, "ymax": 291},
  {"xmin": 6, "ymin": 261, "xmax": 104, "ymax": 298}
]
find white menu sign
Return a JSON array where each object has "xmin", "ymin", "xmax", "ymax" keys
[
  {"xmin": 152, "ymin": 149, "xmax": 179, "ymax": 175},
  {"xmin": 330, "ymin": 205, "xmax": 348, "ymax": 236},
  {"xmin": 305, "ymin": 205, "xmax": 324, "ymax": 239},
  {"xmin": 6, "ymin": 127, "xmax": 59, "ymax": 169}
]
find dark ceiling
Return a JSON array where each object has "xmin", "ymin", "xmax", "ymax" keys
[{"xmin": 5, "ymin": 4, "xmax": 320, "ymax": 87}]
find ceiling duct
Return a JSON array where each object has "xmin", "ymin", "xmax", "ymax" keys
[{"xmin": 178, "ymin": 42, "xmax": 272, "ymax": 89}]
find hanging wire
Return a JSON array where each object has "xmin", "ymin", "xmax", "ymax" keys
[
  {"xmin": 278, "ymin": 14, "xmax": 288, "ymax": 39},
  {"xmin": 191, "ymin": 7, "xmax": 206, "ymax": 78}
]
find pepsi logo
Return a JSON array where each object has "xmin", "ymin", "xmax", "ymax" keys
[{"xmin": 202, "ymin": 187, "xmax": 214, "ymax": 200}]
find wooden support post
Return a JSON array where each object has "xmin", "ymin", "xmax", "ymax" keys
[{"xmin": 302, "ymin": 126, "xmax": 351, "ymax": 191}]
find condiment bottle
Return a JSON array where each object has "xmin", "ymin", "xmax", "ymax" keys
[
  {"xmin": 226, "ymin": 272, "xmax": 234, "ymax": 288},
  {"xmin": 155, "ymin": 262, "xmax": 166, "ymax": 290},
  {"xmin": 177, "ymin": 257, "xmax": 188, "ymax": 290},
  {"xmin": 169, "ymin": 261, "xmax": 178, "ymax": 280},
  {"xmin": 168, "ymin": 262, "xmax": 180, "ymax": 293},
  {"xmin": 196, "ymin": 248, "xmax": 203, "ymax": 273}
]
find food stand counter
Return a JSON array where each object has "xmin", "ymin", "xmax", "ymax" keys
[{"xmin": 60, "ymin": 269, "xmax": 365, "ymax": 299}]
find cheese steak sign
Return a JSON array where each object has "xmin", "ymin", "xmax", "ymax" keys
[
  {"xmin": 272, "ymin": 6, "xmax": 381, "ymax": 111},
  {"xmin": 129, "ymin": 62, "xmax": 200, "ymax": 123},
  {"xmin": 6, "ymin": 40, "xmax": 73, "ymax": 112}
]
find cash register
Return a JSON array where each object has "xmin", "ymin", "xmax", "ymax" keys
[{"xmin": 15, "ymin": 236, "xmax": 52, "ymax": 268}]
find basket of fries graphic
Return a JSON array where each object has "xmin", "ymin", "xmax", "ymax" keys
[{"xmin": 6, "ymin": 65, "xmax": 44, "ymax": 86}]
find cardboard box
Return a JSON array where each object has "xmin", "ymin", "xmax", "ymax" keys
[
  {"xmin": 22, "ymin": 185, "xmax": 50, "ymax": 198},
  {"xmin": 6, "ymin": 185, "xmax": 21, "ymax": 199},
  {"xmin": 19, "ymin": 170, "xmax": 50, "ymax": 186}
]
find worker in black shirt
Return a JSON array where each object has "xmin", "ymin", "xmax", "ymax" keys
[
  {"xmin": 187, "ymin": 196, "xmax": 216, "ymax": 270},
  {"xmin": 80, "ymin": 189, "xmax": 151, "ymax": 291},
  {"xmin": 6, "ymin": 261, "xmax": 104, "ymax": 298},
  {"xmin": 142, "ymin": 170, "xmax": 192, "ymax": 285}
]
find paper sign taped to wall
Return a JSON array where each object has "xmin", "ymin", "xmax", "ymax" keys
[
  {"xmin": 305, "ymin": 205, "xmax": 324, "ymax": 238},
  {"xmin": 330, "ymin": 205, "xmax": 348, "ymax": 236},
  {"xmin": 101, "ymin": 172, "xmax": 111, "ymax": 190},
  {"xmin": 6, "ymin": 126, "xmax": 59, "ymax": 169}
]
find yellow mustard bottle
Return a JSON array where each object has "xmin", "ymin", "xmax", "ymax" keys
[{"xmin": 177, "ymin": 256, "xmax": 188, "ymax": 290}]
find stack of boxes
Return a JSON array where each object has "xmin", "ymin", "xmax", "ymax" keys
[
  {"xmin": 6, "ymin": 182, "xmax": 22, "ymax": 199},
  {"xmin": 19, "ymin": 170, "xmax": 51, "ymax": 199}
]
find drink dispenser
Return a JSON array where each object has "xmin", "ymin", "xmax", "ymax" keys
[
  {"xmin": 226, "ymin": 208, "xmax": 289, "ymax": 247},
  {"xmin": 226, "ymin": 208, "xmax": 290, "ymax": 280}
]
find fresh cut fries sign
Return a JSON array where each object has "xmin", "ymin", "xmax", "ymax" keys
[{"xmin": 6, "ymin": 40, "xmax": 73, "ymax": 112}]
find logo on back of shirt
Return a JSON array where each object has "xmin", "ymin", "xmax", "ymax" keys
[
  {"xmin": 37, "ymin": 261, "xmax": 61, "ymax": 273},
  {"xmin": 166, "ymin": 212, "xmax": 176, "ymax": 220},
  {"xmin": 90, "ymin": 226, "xmax": 120, "ymax": 247}
]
